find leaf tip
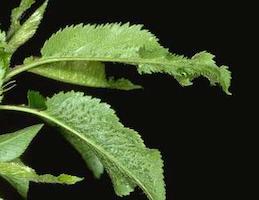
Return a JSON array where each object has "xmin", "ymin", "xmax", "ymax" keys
[
  {"xmin": 57, "ymin": 174, "xmax": 84, "ymax": 185},
  {"xmin": 219, "ymin": 65, "xmax": 232, "ymax": 95}
]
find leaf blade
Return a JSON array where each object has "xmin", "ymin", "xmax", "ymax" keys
[
  {"xmin": 7, "ymin": 1, "xmax": 48, "ymax": 53},
  {"xmin": 0, "ymin": 94, "xmax": 165, "ymax": 200},
  {"xmin": 8, "ymin": 0, "xmax": 35, "ymax": 38},
  {"xmin": 25, "ymin": 23, "xmax": 231, "ymax": 94},
  {"xmin": 0, "ymin": 124, "xmax": 43, "ymax": 162},
  {"xmin": 0, "ymin": 160, "xmax": 83, "ymax": 198},
  {"xmin": 34, "ymin": 91, "xmax": 165, "ymax": 200},
  {"xmin": 29, "ymin": 60, "xmax": 141, "ymax": 90},
  {"xmin": 0, "ymin": 67, "xmax": 5, "ymax": 103},
  {"xmin": 0, "ymin": 160, "xmax": 30, "ymax": 198},
  {"xmin": 62, "ymin": 131, "xmax": 104, "ymax": 179},
  {"xmin": 27, "ymin": 90, "xmax": 46, "ymax": 109}
]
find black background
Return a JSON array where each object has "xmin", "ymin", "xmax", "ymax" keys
[{"xmin": 0, "ymin": 0, "xmax": 250, "ymax": 200}]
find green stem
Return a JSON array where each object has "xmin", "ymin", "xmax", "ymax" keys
[{"xmin": 0, "ymin": 105, "xmax": 44, "ymax": 118}]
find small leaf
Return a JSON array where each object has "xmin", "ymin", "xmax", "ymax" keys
[
  {"xmin": 0, "ymin": 160, "xmax": 83, "ymax": 198},
  {"xmin": 27, "ymin": 90, "xmax": 46, "ymax": 109},
  {"xmin": 35, "ymin": 173, "xmax": 83, "ymax": 185},
  {"xmin": 7, "ymin": 1, "xmax": 48, "ymax": 53},
  {"xmin": 8, "ymin": 0, "xmax": 35, "ymax": 38},
  {"xmin": 0, "ymin": 124, "xmax": 43, "ymax": 162},
  {"xmin": 29, "ymin": 60, "xmax": 141, "ymax": 90},
  {"xmin": 0, "ymin": 159, "xmax": 30, "ymax": 198}
]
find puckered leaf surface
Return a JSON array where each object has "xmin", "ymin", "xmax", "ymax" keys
[
  {"xmin": 27, "ymin": 23, "xmax": 231, "ymax": 94},
  {"xmin": 25, "ymin": 91, "xmax": 165, "ymax": 200}
]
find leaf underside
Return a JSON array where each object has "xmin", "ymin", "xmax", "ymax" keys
[
  {"xmin": 0, "ymin": 160, "xmax": 30, "ymax": 198},
  {"xmin": 0, "ymin": 124, "xmax": 42, "ymax": 198},
  {"xmin": 0, "ymin": 124, "xmax": 43, "ymax": 162},
  {"xmin": 0, "ymin": 160, "xmax": 83, "ymax": 198},
  {"xmin": 29, "ymin": 60, "xmax": 141, "ymax": 90},
  {"xmin": 27, "ymin": 23, "xmax": 231, "ymax": 94},
  {"xmin": 0, "ymin": 124, "xmax": 83, "ymax": 199},
  {"xmin": 27, "ymin": 90, "xmax": 105, "ymax": 179},
  {"xmin": 26, "ymin": 91, "xmax": 165, "ymax": 200}
]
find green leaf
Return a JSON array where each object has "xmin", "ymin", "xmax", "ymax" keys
[
  {"xmin": 0, "ymin": 159, "xmax": 30, "ymax": 198},
  {"xmin": 0, "ymin": 56, "xmax": 11, "ymax": 103},
  {"xmin": 0, "ymin": 160, "xmax": 83, "ymax": 198},
  {"xmin": 0, "ymin": 124, "xmax": 43, "ymax": 162},
  {"xmin": 0, "ymin": 123, "xmax": 82, "ymax": 198},
  {"xmin": 7, "ymin": 1, "xmax": 48, "ymax": 53},
  {"xmin": 62, "ymin": 130, "xmax": 104, "ymax": 179},
  {"xmin": 26, "ymin": 23, "xmax": 231, "ymax": 94},
  {"xmin": 0, "ymin": 67, "xmax": 5, "ymax": 103},
  {"xmin": 8, "ymin": 0, "xmax": 35, "ymax": 38},
  {"xmin": 27, "ymin": 90, "xmax": 46, "ymax": 109},
  {"xmin": 29, "ymin": 60, "xmax": 141, "ymax": 90},
  {"xmin": 0, "ymin": 31, "xmax": 6, "ymax": 47},
  {"xmin": 22, "ymin": 91, "xmax": 165, "ymax": 200},
  {"xmin": 0, "ymin": 30, "xmax": 9, "ymax": 79},
  {"xmin": 0, "ymin": 31, "xmax": 10, "ymax": 72}
]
